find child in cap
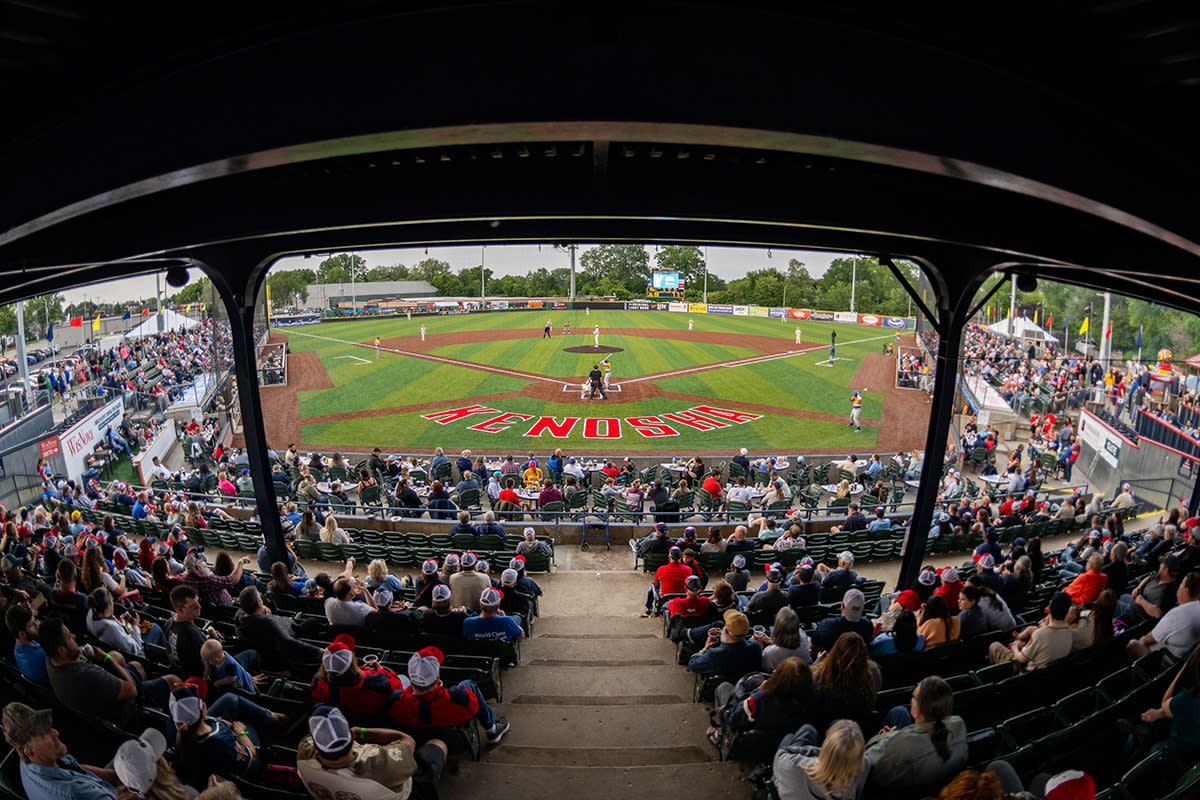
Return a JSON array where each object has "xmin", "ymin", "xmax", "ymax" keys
[{"xmin": 202, "ymin": 638, "xmax": 259, "ymax": 695}]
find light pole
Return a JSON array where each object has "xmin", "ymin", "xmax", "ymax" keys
[
  {"xmin": 850, "ymin": 255, "xmax": 857, "ymax": 313},
  {"xmin": 703, "ymin": 245, "xmax": 709, "ymax": 303}
]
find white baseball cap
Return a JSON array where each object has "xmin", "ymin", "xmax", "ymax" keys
[
  {"xmin": 113, "ymin": 728, "xmax": 168, "ymax": 796},
  {"xmin": 308, "ymin": 706, "xmax": 353, "ymax": 756},
  {"xmin": 407, "ymin": 647, "xmax": 444, "ymax": 689},
  {"xmin": 432, "ymin": 584, "xmax": 452, "ymax": 603}
]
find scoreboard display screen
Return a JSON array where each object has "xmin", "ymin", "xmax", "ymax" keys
[{"xmin": 651, "ymin": 272, "xmax": 681, "ymax": 290}]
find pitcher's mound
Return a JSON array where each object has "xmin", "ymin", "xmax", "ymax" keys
[{"xmin": 564, "ymin": 345, "xmax": 624, "ymax": 354}]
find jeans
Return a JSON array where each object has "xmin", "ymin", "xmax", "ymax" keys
[
  {"xmin": 457, "ymin": 680, "xmax": 495, "ymax": 729},
  {"xmin": 644, "ymin": 586, "xmax": 659, "ymax": 613},
  {"xmin": 1117, "ymin": 593, "xmax": 1134, "ymax": 619},
  {"xmin": 1059, "ymin": 561, "xmax": 1086, "ymax": 577},
  {"xmin": 883, "ymin": 705, "xmax": 915, "ymax": 729},
  {"xmin": 143, "ymin": 623, "xmax": 165, "ymax": 646},
  {"xmin": 209, "ymin": 693, "xmax": 272, "ymax": 748},
  {"xmin": 126, "ymin": 665, "xmax": 171, "ymax": 710},
  {"xmin": 234, "ymin": 649, "xmax": 263, "ymax": 673}
]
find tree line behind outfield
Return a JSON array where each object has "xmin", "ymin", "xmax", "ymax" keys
[{"xmin": 263, "ymin": 247, "xmax": 923, "ymax": 316}]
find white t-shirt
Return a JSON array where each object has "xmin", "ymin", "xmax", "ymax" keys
[
  {"xmin": 1150, "ymin": 600, "xmax": 1200, "ymax": 659},
  {"xmin": 325, "ymin": 597, "xmax": 373, "ymax": 626},
  {"xmin": 727, "ymin": 486, "xmax": 753, "ymax": 504}
]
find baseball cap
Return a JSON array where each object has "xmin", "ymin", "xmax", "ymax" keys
[
  {"xmin": 113, "ymin": 728, "xmax": 168, "ymax": 796},
  {"xmin": 480, "ymin": 587, "xmax": 502, "ymax": 608},
  {"xmin": 0, "ymin": 556, "xmax": 17, "ymax": 572},
  {"xmin": 523, "ymin": 527, "xmax": 536, "ymax": 539},
  {"xmin": 723, "ymin": 610, "xmax": 750, "ymax": 637},
  {"xmin": 42, "ymin": 534, "xmax": 57, "ymax": 549},
  {"xmin": 477, "ymin": 559, "xmax": 489, "ymax": 573},
  {"xmin": 766, "ymin": 569, "xmax": 782, "ymax": 584},
  {"xmin": 685, "ymin": 575, "xmax": 702, "ymax": 591},
  {"xmin": 918, "ymin": 568, "xmax": 936, "ymax": 586},
  {"xmin": 501, "ymin": 569, "xmax": 519, "ymax": 587},
  {"xmin": 322, "ymin": 634, "xmax": 356, "ymax": 676},
  {"xmin": 1043, "ymin": 771, "xmax": 1096, "ymax": 800},
  {"xmin": 654, "ymin": 522, "xmax": 667, "ymax": 533},
  {"xmin": 63, "ymin": 544, "xmax": 79, "ymax": 558},
  {"xmin": 169, "ymin": 686, "xmax": 204, "ymax": 726},
  {"xmin": 509, "ymin": 557, "xmax": 525, "ymax": 571},
  {"xmin": 732, "ymin": 554, "xmax": 746, "ymax": 569},
  {"xmin": 70, "ymin": 510, "xmax": 81, "ymax": 522},
  {"xmin": 432, "ymin": 584, "xmax": 452, "ymax": 603},
  {"xmin": 373, "ymin": 588, "xmax": 393, "ymax": 607},
  {"xmin": 407, "ymin": 646, "xmax": 444, "ymax": 689},
  {"xmin": 1012, "ymin": 537, "xmax": 1027, "ymax": 547},
  {"xmin": 1048, "ymin": 591, "xmax": 1072, "ymax": 620},
  {"xmin": 421, "ymin": 558, "xmax": 439, "ymax": 575},
  {"xmin": 683, "ymin": 526, "xmax": 697, "ymax": 538},
  {"xmin": 1, "ymin": 703, "xmax": 52, "ymax": 749},
  {"xmin": 461, "ymin": 552, "xmax": 478, "ymax": 569},
  {"xmin": 668, "ymin": 546, "xmax": 681, "ymax": 561},
  {"xmin": 842, "ymin": 589, "xmax": 866, "ymax": 622},
  {"xmin": 444, "ymin": 553, "xmax": 460, "ymax": 567},
  {"xmin": 979, "ymin": 554, "xmax": 996, "ymax": 570},
  {"xmin": 937, "ymin": 512, "xmax": 951, "ymax": 523},
  {"xmin": 303, "ymin": 578, "xmax": 318, "ymax": 594},
  {"xmin": 1163, "ymin": 554, "xmax": 1184, "ymax": 577},
  {"xmin": 941, "ymin": 566, "xmax": 959, "ymax": 583},
  {"xmin": 308, "ymin": 706, "xmax": 353, "ymax": 757},
  {"xmin": 797, "ymin": 565, "xmax": 815, "ymax": 581}
]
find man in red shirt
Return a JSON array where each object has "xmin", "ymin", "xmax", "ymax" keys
[
  {"xmin": 701, "ymin": 469, "xmax": 723, "ymax": 502},
  {"xmin": 667, "ymin": 575, "xmax": 713, "ymax": 620},
  {"xmin": 497, "ymin": 478, "xmax": 521, "ymax": 507},
  {"xmin": 387, "ymin": 646, "xmax": 510, "ymax": 745},
  {"xmin": 643, "ymin": 547, "xmax": 693, "ymax": 617}
]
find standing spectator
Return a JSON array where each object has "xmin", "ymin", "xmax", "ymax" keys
[{"xmin": 298, "ymin": 706, "xmax": 447, "ymax": 800}]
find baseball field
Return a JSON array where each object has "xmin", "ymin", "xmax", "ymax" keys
[{"xmin": 263, "ymin": 309, "xmax": 929, "ymax": 455}]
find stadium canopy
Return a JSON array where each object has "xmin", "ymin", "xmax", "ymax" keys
[
  {"xmin": 986, "ymin": 317, "xmax": 1060, "ymax": 344},
  {"xmin": 124, "ymin": 309, "xmax": 198, "ymax": 338}
]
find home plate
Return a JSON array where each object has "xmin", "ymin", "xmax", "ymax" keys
[{"xmin": 562, "ymin": 383, "xmax": 622, "ymax": 392}]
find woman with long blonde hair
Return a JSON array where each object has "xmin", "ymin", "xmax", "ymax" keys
[{"xmin": 773, "ymin": 718, "xmax": 869, "ymax": 800}]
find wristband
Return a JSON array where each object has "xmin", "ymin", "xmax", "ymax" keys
[
  {"xmin": 358, "ymin": 727, "xmax": 365, "ymax": 742},
  {"xmin": 238, "ymin": 731, "xmax": 251, "ymax": 739},
  {"xmin": 103, "ymin": 652, "xmax": 112, "ymax": 663}
]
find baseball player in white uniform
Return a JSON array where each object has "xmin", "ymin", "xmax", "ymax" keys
[
  {"xmin": 593, "ymin": 326, "xmax": 600, "ymax": 347},
  {"xmin": 420, "ymin": 324, "xmax": 426, "ymax": 341},
  {"xmin": 795, "ymin": 327, "xmax": 802, "ymax": 345},
  {"xmin": 688, "ymin": 318, "xmax": 693, "ymax": 331}
]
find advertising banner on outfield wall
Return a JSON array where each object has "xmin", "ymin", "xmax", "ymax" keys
[
  {"xmin": 834, "ymin": 311, "xmax": 859, "ymax": 324},
  {"xmin": 883, "ymin": 317, "xmax": 908, "ymax": 329},
  {"xmin": 769, "ymin": 308, "xmax": 786, "ymax": 318},
  {"xmin": 706, "ymin": 304, "xmax": 734, "ymax": 315},
  {"xmin": 492, "ymin": 301, "xmax": 510, "ymax": 310},
  {"xmin": 809, "ymin": 311, "xmax": 834, "ymax": 321},
  {"xmin": 669, "ymin": 302, "xmax": 688, "ymax": 313},
  {"xmin": 655, "ymin": 303, "xmax": 671, "ymax": 311},
  {"xmin": 733, "ymin": 305, "xmax": 749, "ymax": 316},
  {"xmin": 528, "ymin": 301, "xmax": 544, "ymax": 309},
  {"xmin": 551, "ymin": 302, "xmax": 568, "ymax": 310},
  {"xmin": 625, "ymin": 301, "xmax": 653, "ymax": 311},
  {"xmin": 749, "ymin": 306, "xmax": 770, "ymax": 318},
  {"xmin": 688, "ymin": 303, "xmax": 709, "ymax": 314},
  {"xmin": 858, "ymin": 314, "xmax": 882, "ymax": 326},
  {"xmin": 790, "ymin": 309, "xmax": 812, "ymax": 320}
]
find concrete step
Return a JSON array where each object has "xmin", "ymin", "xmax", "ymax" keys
[
  {"xmin": 532, "ymin": 615, "xmax": 658, "ymax": 636},
  {"xmin": 489, "ymin": 702, "xmax": 713, "ymax": 749},
  {"xmin": 521, "ymin": 636, "xmax": 675, "ymax": 666},
  {"xmin": 439, "ymin": 762, "xmax": 750, "ymax": 800},
  {"xmin": 502, "ymin": 664, "xmax": 694, "ymax": 703},
  {"xmin": 487, "ymin": 744, "xmax": 713, "ymax": 767}
]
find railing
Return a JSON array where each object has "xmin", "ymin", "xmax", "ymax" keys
[
  {"xmin": 1135, "ymin": 409, "xmax": 1200, "ymax": 460},
  {"xmin": 0, "ymin": 473, "xmax": 49, "ymax": 510},
  {"xmin": 1118, "ymin": 474, "xmax": 1188, "ymax": 516},
  {"xmin": 257, "ymin": 342, "xmax": 286, "ymax": 387}
]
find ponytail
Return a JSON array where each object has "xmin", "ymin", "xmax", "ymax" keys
[{"xmin": 931, "ymin": 718, "xmax": 951, "ymax": 761}]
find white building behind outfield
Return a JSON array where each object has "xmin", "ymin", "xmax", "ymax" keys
[
  {"xmin": 986, "ymin": 317, "xmax": 1060, "ymax": 344},
  {"xmin": 306, "ymin": 281, "xmax": 439, "ymax": 310}
]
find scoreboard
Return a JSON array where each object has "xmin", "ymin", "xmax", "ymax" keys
[{"xmin": 648, "ymin": 271, "xmax": 685, "ymax": 299}]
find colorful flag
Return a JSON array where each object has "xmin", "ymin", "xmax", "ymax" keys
[
  {"xmin": 1046, "ymin": 313, "xmax": 1053, "ymax": 329},
  {"xmin": 141, "ymin": 308, "xmax": 149, "ymax": 316},
  {"xmin": 1079, "ymin": 317, "xmax": 1089, "ymax": 336},
  {"xmin": 68, "ymin": 317, "xmax": 82, "ymax": 328},
  {"xmin": 92, "ymin": 313, "xmax": 101, "ymax": 332},
  {"xmin": 45, "ymin": 321, "xmax": 53, "ymax": 343},
  {"xmin": 1033, "ymin": 309, "xmax": 1038, "ymax": 325},
  {"xmin": 122, "ymin": 309, "xmax": 131, "ymax": 321},
  {"xmin": 1136, "ymin": 325, "xmax": 1143, "ymax": 350},
  {"xmin": 1104, "ymin": 320, "xmax": 1112, "ymax": 341}
]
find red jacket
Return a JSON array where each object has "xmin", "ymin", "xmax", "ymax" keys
[
  {"xmin": 388, "ymin": 682, "xmax": 480, "ymax": 728},
  {"xmin": 1064, "ymin": 571, "xmax": 1107, "ymax": 607},
  {"xmin": 311, "ymin": 667, "xmax": 405, "ymax": 720},
  {"xmin": 667, "ymin": 595, "xmax": 714, "ymax": 618}
]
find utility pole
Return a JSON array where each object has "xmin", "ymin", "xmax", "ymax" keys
[
  {"xmin": 156, "ymin": 272, "xmax": 164, "ymax": 333},
  {"xmin": 568, "ymin": 243, "xmax": 576, "ymax": 303},
  {"xmin": 1007, "ymin": 275, "xmax": 1017, "ymax": 338},
  {"xmin": 703, "ymin": 245, "xmax": 709, "ymax": 303},
  {"xmin": 850, "ymin": 255, "xmax": 858, "ymax": 313},
  {"xmin": 480, "ymin": 245, "xmax": 486, "ymax": 305},
  {"xmin": 15, "ymin": 301, "xmax": 30, "ymax": 406},
  {"xmin": 350, "ymin": 256, "xmax": 357, "ymax": 315},
  {"xmin": 1100, "ymin": 291, "xmax": 1112, "ymax": 366}
]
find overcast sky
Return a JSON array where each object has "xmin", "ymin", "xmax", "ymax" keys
[{"xmin": 62, "ymin": 244, "xmax": 843, "ymax": 305}]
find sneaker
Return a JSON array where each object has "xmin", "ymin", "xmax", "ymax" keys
[{"xmin": 486, "ymin": 717, "xmax": 511, "ymax": 745}]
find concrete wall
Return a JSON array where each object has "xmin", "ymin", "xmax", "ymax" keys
[
  {"xmin": 1074, "ymin": 409, "xmax": 1196, "ymax": 511},
  {"xmin": 0, "ymin": 404, "xmax": 56, "ymax": 478}
]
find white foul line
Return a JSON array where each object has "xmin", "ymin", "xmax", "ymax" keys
[
  {"xmin": 285, "ymin": 329, "xmax": 563, "ymax": 384},
  {"xmin": 335, "ymin": 354, "xmax": 371, "ymax": 365},
  {"xmin": 622, "ymin": 332, "xmax": 897, "ymax": 384}
]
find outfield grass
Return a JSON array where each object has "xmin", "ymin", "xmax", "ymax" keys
[{"xmin": 280, "ymin": 310, "xmax": 900, "ymax": 453}]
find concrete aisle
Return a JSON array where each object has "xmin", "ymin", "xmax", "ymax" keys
[{"xmin": 437, "ymin": 571, "xmax": 750, "ymax": 799}]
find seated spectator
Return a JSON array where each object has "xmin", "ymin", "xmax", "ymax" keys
[
  {"xmin": 724, "ymin": 554, "xmax": 751, "ymax": 592},
  {"xmin": 666, "ymin": 575, "xmax": 713, "ymax": 622},
  {"xmin": 163, "ymin": 584, "xmax": 210, "ymax": 677},
  {"xmin": 412, "ymin": 559, "xmax": 445, "ymax": 609},
  {"xmin": 235, "ymin": 587, "xmax": 323, "ymax": 671},
  {"xmin": 497, "ymin": 569, "xmax": 532, "ymax": 619},
  {"xmin": 514, "ymin": 528, "xmax": 550, "ymax": 559},
  {"xmin": 749, "ymin": 569, "xmax": 789, "ymax": 617},
  {"xmin": 477, "ymin": 511, "xmax": 506, "ymax": 540},
  {"xmin": 687, "ymin": 610, "xmax": 762, "ymax": 680},
  {"xmin": 772, "ymin": 718, "xmax": 869, "ymax": 800},
  {"xmin": 711, "ymin": 656, "xmax": 814, "ymax": 743},
  {"xmin": 310, "ymin": 634, "xmax": 405, "ymax": 720},
  {"xmin": 1063, "ymin": 553, "xmax": 1108, "ymax": 607},
  {"xmin": 426, "ymin": 481, "xmax": 457, "ymax": 520},
  {"xmin": 644, "ymin": 546, "xmax": 694, "ymax": 616},
  {"xmin": 537, "ymin": 478, "xmax": 563, "ymax": 508},
  {"xmin": 2, "ymin": 702, "xmax": 118, "ymax": 800},
  {"xmin": 325, "ymin": 570, "xmax": 379, "ymax": 627},
  {"xmin": 723, "ymin": 525, "xmax": 757, "ymax": 554},
  {"xmin": 169, "ymin": 683, "xmax": 283, "ymax": 788},
  {"xmin": 868, "ymin": 506, "xmax": 892, "ymax": 532},
  {"xmin": 183, "ymin": 552, "xmax": 246, "ymax": 607},
  {"xmin": 1127, "ymin": 571, "xmax": 1200, "ymax": 662},
  {"xmin": 812, "ymin": 632, "xmax": 881, "ymax": 734},
  {"xmin": 1119, "ymin": 555, "xmax": 1181, "ymax": 624},
  {"xmin": 298, "ymin": 705, "xmax": 447, "ymax": 800},
  {"xmin": 756, "ymin": 606, "xmax": 812, "ymax": 668},
  {"xmin": 811, "ymin": 589, "xmax": 873, "ymax": 656},
  {"xmin": 787, "ymin": 563, "xmax": 821, "ymax": 608},
  {"xmin": 6, "ymin": 604, "xmax": 50, "ymax": 687},
  {"xmin": 320, "ymin": 516, "xmax": 352, "ymax": 545},
  {"xmin": 819, "ymin": 551, "xmax": 862, "ymax": 592},
  {"xmin": 422, "ymin": 585, "xmax": 468, "ymax": 637},
  {"xmin": 41, "ymin": 616, "xmax": 176, "ymax": 731},
  {"xmin": 521, "ymin": 460, "xmax": 542, "ymax": 490},
  {"xmin": 388, "ymin": 646, "xmax": 510, "ymax": 744},
  {"xmin": 890, "ymin": 568, "xmax": 938, "ymax": 614},
  {"xmin": 86, "ymin": 587, "xmax": 163, "ymax": 657},
  {"xmin": 450, "ymin": 552, "xmax": 491, "ymax": 612},
  {"xmin": 1134, "ymin": 652, "xmax": 1200, "ymax": 764},
  {"xmin": 965, "ymin": 576, "xmax": 1017, "ymax": 631},
  {"xmin": 454, "ymin": 470, "xmax": 479, "ymax": 499},
  {"xmin": 866, "ymin": 675, "xmax": 968, "ymax": 790},
  {"xmin": 48, "ymin": 559, "xmax": 88, "ymax": 635},
  {"xmin": 918, "ymin": 595, "xmax": 961, "ymax": 649},
  {"xmin": 463, "ymin": 588, "xmax": 525, "ymax": 643},
  {"xmin": 366, "ymin": 559, "xmax": 406, "ymax": 595},
  {"xmin": 202, "ymin": 638, "xmax": 259, "ymax": 696},
  {"xmin": 1070, "ymin": 588, "xmax": 1116, "ymax": 653},
  {"xmin": 988, "ymin": 591, "xmax": 1074, "ymax": 670},
  {"xmin": 871, "ymin": 610, "xmax": 925, "ymax": 658},
  {"xmin": 448, "ymin": 511, "xmax": 478, "ymax": 540}
]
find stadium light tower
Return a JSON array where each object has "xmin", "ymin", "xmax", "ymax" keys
[
  {"xmin": 850, "ymin": 254, "xmax": 857, "ymax": 313},
  {"xmin": 555, "ymin": 243, "xmax": 577, "ymax": 302}
]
